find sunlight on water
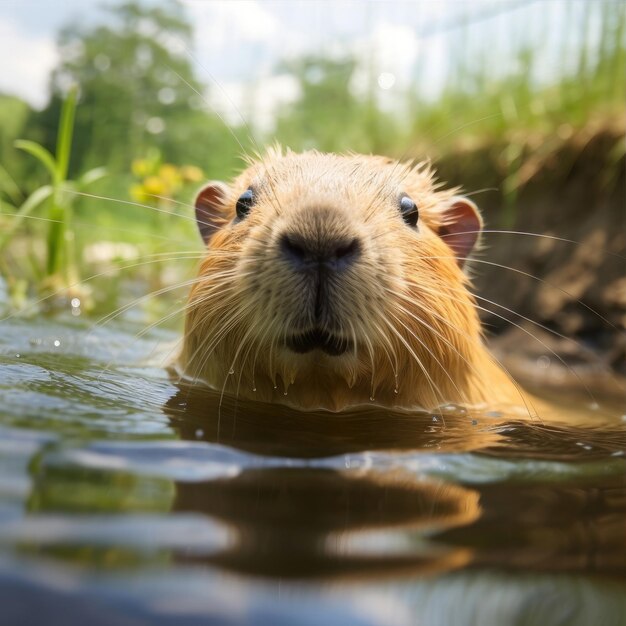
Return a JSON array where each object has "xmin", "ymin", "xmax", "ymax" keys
[{"xmin": 1, "ymin": 316, "xmax": 625, "ymax": 625}]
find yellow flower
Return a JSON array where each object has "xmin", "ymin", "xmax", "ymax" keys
[
  {"xmin": 159, "ymin": 164, "xmax": 181, "ymax": 186},
  {"xmin": 180, "ymin": 165, "xmax": 204, "ymax": 182},
  {"xmin": 129, "ymin": 183, "xmax": 148, "ymax": 203},
  {"xmin": 131, "ymin": 158, "xmax": 152, "ymax": 178},
  {"xmin": 142, "ymin": 176, "xmax": 167, "ymax": 197}
]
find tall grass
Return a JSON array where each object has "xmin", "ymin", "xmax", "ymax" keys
[
  {"xmin": 1, "ymin": 87, "xmax": 106, "ymax": 305},
  {"xmin": 407, "ymin": 1, "xmax": 625, "ymax": 152},
  {"xmin": 0, "ymin": 0, "xmax": 623, "ymax": 315}
]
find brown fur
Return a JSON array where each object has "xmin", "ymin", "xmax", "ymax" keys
[{"xmin": 177, "ymin": 148, "xmax": 531, "ymax": 412}]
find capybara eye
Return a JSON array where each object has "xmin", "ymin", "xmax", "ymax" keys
[
  {"xmin": 236, "ymin": 187, "xmax": 255, "ymax": 219},
  {"xmin": 399, "ymin": 193, "xmax": 419, "ymax": 228}
]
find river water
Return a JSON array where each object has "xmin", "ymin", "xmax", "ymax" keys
[{"xmin": 1, "ymin": 313, "xmax": 625, "ymax": 626}]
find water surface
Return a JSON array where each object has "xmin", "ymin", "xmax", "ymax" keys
[{"xmin": 1, "ymin": 314, "xmax": 625, "ymax": 626}]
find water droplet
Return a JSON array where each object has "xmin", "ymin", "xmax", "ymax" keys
[
  {"xmin": 70, "ymin": 297, "xmax": 81, "ymax": 308},
  {"xmin": 393, "ymin": 388, "xmax": 398, "ymax": 394},
  {"xmin": 15, "ymin": 354, "xmax": 20, "ymax": 358},
  {"xmin": 195, "ymin": 429, "xmax": 204, "ymax": 438},
  {"xmin": 283, "ymin": 391, "xmax": 288, "ymax": 396},
  {"xmin": 252, "ymin": 387, "xmax": 257, "ymax": 392},
  {"xmin": 228, "ymin": 367, "xmax": 234, "ymax": 375},
  {"xmin": 273, "ymin": 384, "xmax": 278, "ymax": 390},
  {"xmin": 369, "ymin": 396, "xmax": 375, "ymax": 402},
  {"xmin": 583, "ymin": 445, "xmax": 592, "ymax": 451},
  {"xmin": 432, "ymin": 416, "xmax": 439, "ymax": 422},
  {"xmin": 53, "ymin": 340, "xmax": 61, "ymax": 347},
  {"xmin": 611, "ymin": 450, "xmax": 624, "ymax": 457},
  {"xmin": 536, "ymin": 355, "xmax": 550, "ymax": 369}
]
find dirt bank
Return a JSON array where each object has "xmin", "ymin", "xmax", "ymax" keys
[{"xmin": 433, "ymin": 121, "xmax": 626, "ymax": 395}]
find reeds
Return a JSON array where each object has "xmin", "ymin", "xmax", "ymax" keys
[{"xmin": 1, "ymin": 86, "xmax": 106, "ymax": 305}]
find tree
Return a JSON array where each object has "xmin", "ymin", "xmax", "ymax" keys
[
  {"xmin": 32, "ymin": 1, "xmax": 243, "ymax": 179},
  {"xmin": 274, "ymin": 55, "xmax": 398, "ymax": 155}
]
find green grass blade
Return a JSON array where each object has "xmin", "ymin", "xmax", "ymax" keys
[
  {"xmin": 0, "ymin": 163, "xmax": 24, "ymax": 205},
  {"xmin": 0, "ymin": 185, "xmax": 53, "ymax": 252},
  {"xmin": 78, "ymin": 166, "xmax": 108, "ymax": 188},
  {"xmin": 56, "ymin": 85, "xmax": 78, "ymax": 181},
  {"xmin": 14, "ymin": 140, "xmax": 58, "ymax": 183},
  {"xmin": 46, "ymin": 199, "xmax": 65, "ymax": 277}
]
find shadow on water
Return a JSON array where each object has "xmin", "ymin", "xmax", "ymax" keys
[
  {"xmin": 166, "ymin": 382, "xmax": 626, "ymax": 459},
  {"xmin": 174, "ymin": 468, "xmax": 478, "ymax": 579},
  {"xmin": 163, "ymin": 383, "xmax": 626, "ymax": 580}
]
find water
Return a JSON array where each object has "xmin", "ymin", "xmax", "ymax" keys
[{"xmin": 1, "ymin": 314, "xmax": 625, "ymax": 626}]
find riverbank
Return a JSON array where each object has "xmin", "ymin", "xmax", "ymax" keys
[{"xmin": 432, "ymin": 120, "xmax": 625, "ymax": 396}]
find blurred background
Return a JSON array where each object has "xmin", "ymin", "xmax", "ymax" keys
[{"xmin": 0, "ymin": 0, "xmax": 624, "ymax": 376}]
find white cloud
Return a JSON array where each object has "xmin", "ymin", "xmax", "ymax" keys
[
  {"xmin": 179, "ymin": 1, "xmax": 301, "ymax": 131},
  {"xmin": 349, "ymin": 21, "xmax": 421, "ymax": 103},
  {"xmin": 247, "ymin": 73, "xmax": 300, "ymax": 132},
  {"xmin": 0, "ymin": 18, "xmax": 58, "ymax": 108},
  {"xmin": 207, "ymin": 73, "xmax": 300, "ymax": 133},
  {"xmin": 368, "ymin": 22, "xmax": 420, "ymax": 83},
  {"xmin": 182, "ymin": 0, "xmax": 279, "ymax": 57}
]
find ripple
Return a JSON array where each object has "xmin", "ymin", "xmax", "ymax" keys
[
  {"xmin": 0, "ymin": 514, "xmax": 230, "ymax": 552},
  {"xmin": 0, "ymin": 363, "xmax": 52, "ymax": 386},
  {"xmin": 40, "ymin": 438, "xmax": 626, "ymax": 485},
  {"xmin": 1, "ymin": 315, "xmax": 626, "ymax": 626}
]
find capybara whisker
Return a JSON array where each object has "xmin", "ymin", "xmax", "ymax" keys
[{"xmin": 172, "ymin": 147, "xmax": 588, "ymax": 416}]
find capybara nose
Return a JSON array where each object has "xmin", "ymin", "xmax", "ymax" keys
[{"xmin": 279, "ymin": 232, "xmax": 361, "ymax": 272}]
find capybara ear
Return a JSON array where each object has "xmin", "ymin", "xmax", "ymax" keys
[
  {"xmin": 195, "ymin": 182, "xmax": 230, "ymax": 244},
  {"xmin": 437, "ymin": 196, "xmax": 483, "ymax": 267}
]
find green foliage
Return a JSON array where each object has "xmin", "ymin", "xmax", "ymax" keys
[
  {"xmin": 0, "ymin": 0, "xmax": 624, "ymax": 315},
  {"xmin": 407, "ymin": 1, "xmax": 626, "ymax": 156},
  {"xmin": 49, "ymin": 1, "xmax": 195, "ymax": 173},
  {"xmin": 2, "ymin": 87, "xmax": 107, "ymax": 305},
  {"xmin": 32, "ymin": 0, "xmax": 244, "ymax": 180},
  {"xmin": 274, "ymin": 56, "xmax": 400, "ymax": 154},
  {"xmin": 0, "ymin": 94, "xmax": 34, "ymax": 204}
]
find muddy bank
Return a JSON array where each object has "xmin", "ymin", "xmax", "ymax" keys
[{"xmin": 433, "ymin": 122, "xmax": 626, "ymax": 391}]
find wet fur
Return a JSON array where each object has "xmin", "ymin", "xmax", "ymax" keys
[{"xmin": 178, "ymin": 147, "xmax": 529, "ymax": 412}]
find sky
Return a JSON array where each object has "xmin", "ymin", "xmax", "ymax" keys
[{"xmin": 0, "ymin": 0, "xmax": 601, "ymax": 126}]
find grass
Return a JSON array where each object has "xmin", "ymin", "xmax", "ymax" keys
[
  {"xmin": 1, "ymin": 86, "xmax": 107, "ymax": 307},
  {"xmin": 0, "ymin": 1, "xmax": 623, "ymax": 319},
  {"xmin": 0, "ymin": 87, "xmax": 204, "ymax": 320}
]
